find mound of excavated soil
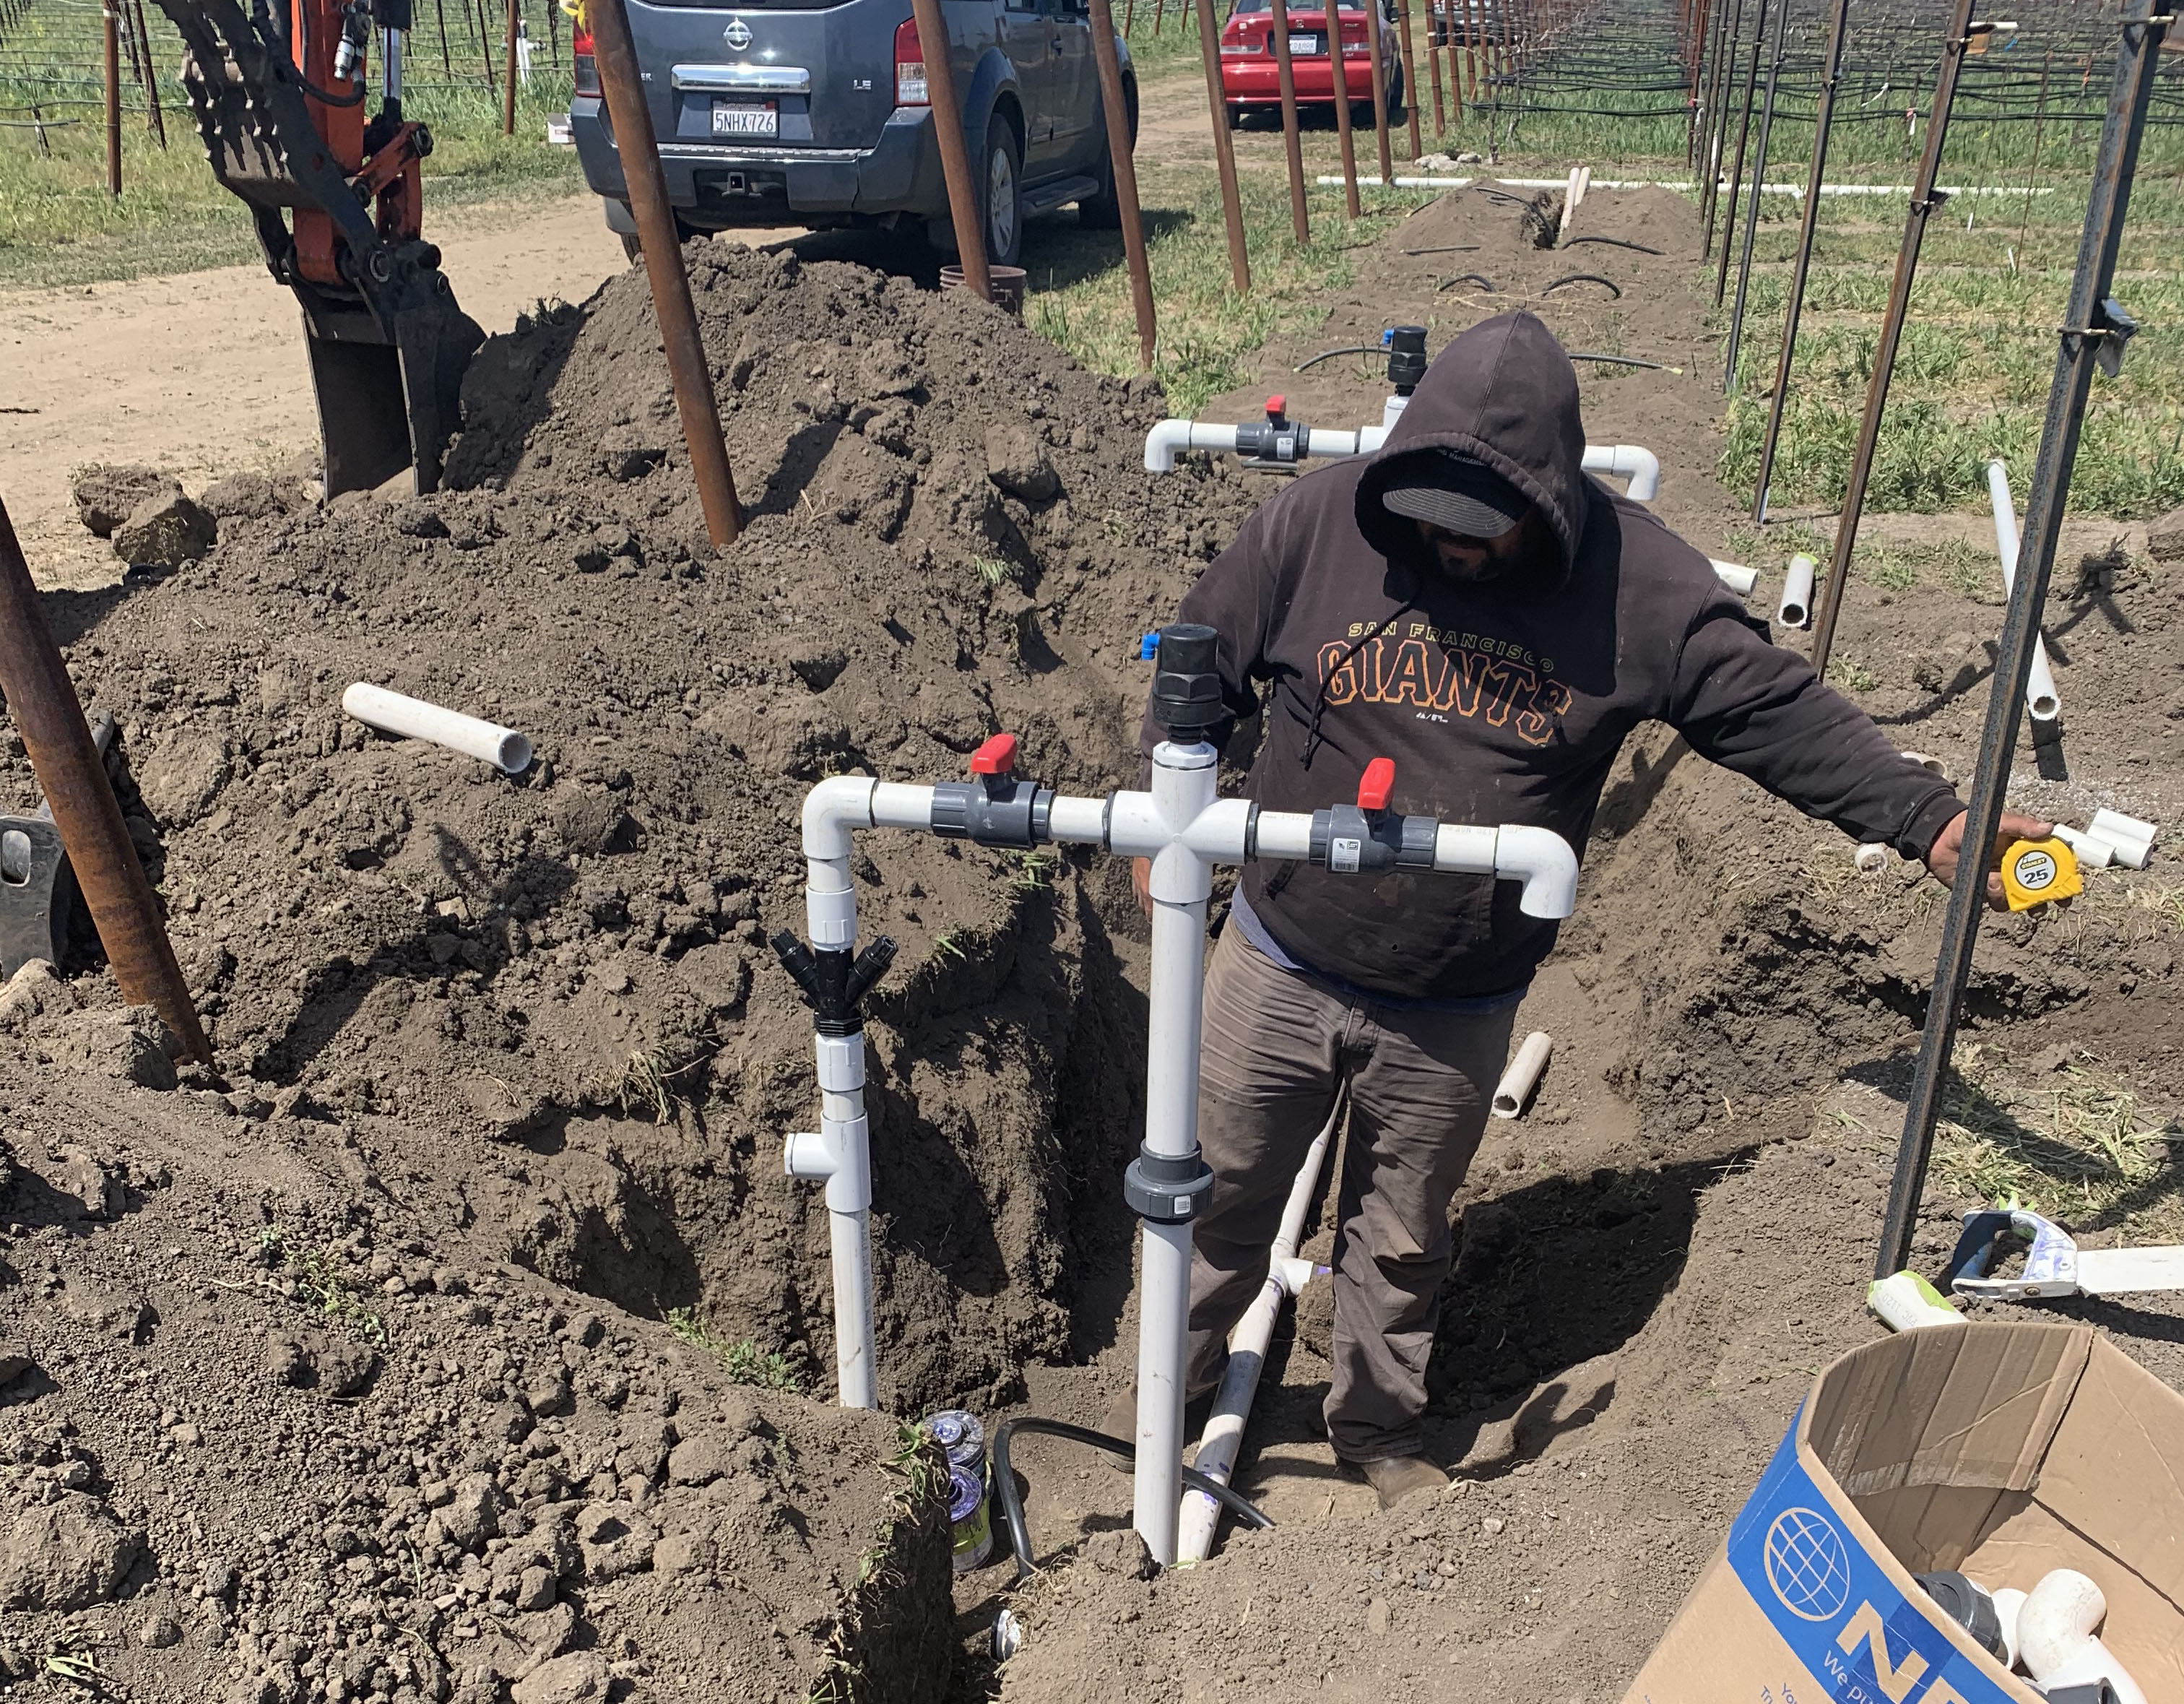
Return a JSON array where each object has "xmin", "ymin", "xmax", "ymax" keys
[{"xmin": 2, "ymin": 238, "xmax": 1268, "ymax": 1699}]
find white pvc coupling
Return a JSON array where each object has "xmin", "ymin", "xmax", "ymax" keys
[
  {"xmin": 1491, "ymin": 1031, "xmax": 1552, "ymax": 1118},
  {"xmin": 342, "ymin": 683, "xmax": 533, "ymax": 774},
  {"xmin": 1494, "ymin": 824, "xmax": 1580, "ymax": 918},
  {"xmin": 1580, "ymin": 444, "xmax": 1660, "ymax": 501},
  {"xmin": 783, "ymin": 1032, "xmax": 872, "ymax": 1214},
  {"xmin": 1778, "ymin": 554, "xmax": 1816, "ymax": 628}
]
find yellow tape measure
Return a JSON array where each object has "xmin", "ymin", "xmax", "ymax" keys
[{"xmin": 2000, "ymin": 836, "xmax": 2081, "ymax": 912}]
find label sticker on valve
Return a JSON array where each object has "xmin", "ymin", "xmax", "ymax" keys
[{"xmin": 1331, "ymin": 836, "xmax": 1361, "ymax": 872}]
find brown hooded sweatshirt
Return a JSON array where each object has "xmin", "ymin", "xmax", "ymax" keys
[{"xmin": 1138, "ymin": 311, "xmax": 1962, "ymax": 1002}]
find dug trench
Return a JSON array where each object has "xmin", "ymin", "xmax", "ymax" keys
[{"xmin": 0, "ymin": 188, "xmax": 2178, "ymax": 1704}]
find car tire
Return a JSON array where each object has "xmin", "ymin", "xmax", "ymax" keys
[
  {"xmin": 1225, "ymin": 101, "xmax": 1244, "ymax": 129},
  {"xmin": 621, "ymin": 232, "xmax": 643, "ymax": 265},
  {"xmin": 1388, "ymin": 64, "xmax": 1406, "ymax": 122},
  {"xmin": 980, "ymin": 116, "xmax": 1025, "ymax": 269},
  {"xmin": 1081, "ymin": 78, "xmax": 1137, "ymax": 228}
]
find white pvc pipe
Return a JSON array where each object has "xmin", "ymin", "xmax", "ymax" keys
[
  {"xmin": 2018, "ymin": 1569, "xmax": 2148, "ymax": 1704},
  {"xmin": 1855, "ymin": 843, "xmax": 1889, "ymax": 873},
  {"xmin": 1993, "ymin": 1587, "xmax": 2027, "ymax": 1674},
  {"xmin": 341, "ymin": 683, "xmax": 532, "ymax": 774},
  {"xmin": 1490, "ymin": 1030, "xmax": 1551, "ymax": 1119},
  {"xmin": 2087, "ymin": 808, "xmax": 2157, "ymax": 869},
  {"xmin": 1176, "ymin": 1097, "xmax": 1342, "ymax": 1563},
  {"xmin": 1580, "ymin": 444, "xmax": 1659, "ymax": 501},
  {"xmin": 1986, "ymin": 460, "xmax": 2062, "ymax": 725},
  {"xmin": 1710, "ymin": 560, "xmax": 1758, "ymax": 597},
  {"xmin": 2053, "ymin": 823, "xmax": 2112, "ymax": 870},
  {"xmin": 1314, "ymin": 175, "xmax": 2055, "ymax": 196},
  {"xmin": 1778, "ymin": 553, "xmax": 1816, "ymax": 628},
  {"xmin": 1135, "ymin": 740, "xmax": 1221, "ymax": 1568}
]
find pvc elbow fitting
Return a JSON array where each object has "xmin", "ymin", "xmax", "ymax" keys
[
  {"xmin": 1496, "ymin": 824, "xmax": 1579, "ymax": 918},
  {"xmin": 801, "ymin": 776, "xmax": 878, "ymax": 862},
  {"xmin": 2018, "ymin": 1569, "xmax": 2148, "ymax": 1704}
]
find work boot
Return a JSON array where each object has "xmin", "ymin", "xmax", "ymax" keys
[
  {"xmin": 1096, "ymin": 1379, "xmax": 1223, "ymax": 1472},
  {"xmin": 1354, "ymin": 1453, "xmax": 1450, "ymax": 1510}
]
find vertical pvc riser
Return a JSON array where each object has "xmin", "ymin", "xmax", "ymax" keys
[{"xmin": 1135, "ymin": 740, "xmax": 1218, "ymax": 1567}]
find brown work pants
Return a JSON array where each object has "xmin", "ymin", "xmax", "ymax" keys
[{"xmin": 1184, "ymin": 926, "xmax": 1516, "ymax": 1463}]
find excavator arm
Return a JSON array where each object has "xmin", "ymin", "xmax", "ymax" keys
[{"xmin": 151, "ymin": 0, "xmax": 483, "ymax": 496}]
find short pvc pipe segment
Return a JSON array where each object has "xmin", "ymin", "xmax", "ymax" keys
[
  {"xmin": 1778, "ymin": 553, "xmax": 1816, "ymax": 628},
  {"xmin": 1490, "ymin": 1030, "xmax": 1552, "ymax": 1118},
  {"xmin": 342, "ymin": 684, "xmax": 533, "ymax": 775},
  {"xmin": 1986, "ymin": 459, "xmax": 2062, "ymax": 725},
  {"xmin": 1710, "ymin": 560, "xmax": 1759, "ymax": 597}
]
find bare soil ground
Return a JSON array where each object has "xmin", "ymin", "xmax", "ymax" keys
[{"xmin": 4, "ymin": 148, "xmax": 2181, "ymax": 1704}]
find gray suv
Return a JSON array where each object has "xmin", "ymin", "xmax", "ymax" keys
[{"xmin": 570, "ymin": 0, "xmax": 1138, "ymax": 267}]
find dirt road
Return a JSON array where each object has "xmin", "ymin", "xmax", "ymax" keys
[{"xmin": 0, "ymin": 196, "xmax": 636, "ymax": 590}]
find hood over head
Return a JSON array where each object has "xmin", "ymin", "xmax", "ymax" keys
[{"xmin": 1354, "ymin": 311, "xmax": 1590, "ymax": 581}]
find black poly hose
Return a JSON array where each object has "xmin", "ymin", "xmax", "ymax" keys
[
  {"xmin": 1562, "ymin": 235, "xmax": 1664, "ymax": 256},
  {"xmin": 1436, "ymin": 272, "xmax": 1496, "ymax": 293},
  {"xmin": 1567, "ymin": 353, "xmax": 1679, "ymax": 372},
  {"xmin": 1294, "ymin": 345, "xmax": 1380, "ymax": 373},
  {"xmin": 1403, "ymin": 243, "xmax": 1482, "ymax": 256},
  {"xmin": 989, "ymin": 1417, "xmax": 1274, "ymax": 1584},
  {"xmin": 1542, "ymin": 272, "xmax": 1622, "ymax": 300}
]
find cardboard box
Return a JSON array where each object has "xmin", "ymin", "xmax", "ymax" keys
[{"xmin": 1623, "ymin": 1323, "xmax": 2184, "ymax": 1704}]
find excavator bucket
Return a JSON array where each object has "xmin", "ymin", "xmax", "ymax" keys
[{"xmin": 304, "ymin": 293, "xmax": 484, "ymax": 499}]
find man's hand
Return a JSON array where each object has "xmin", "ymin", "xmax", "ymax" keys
[
  {"xmin": 1923, "ymin": 809, "xmax": 2055, "ymax": 911},
  {"xmin": 1132, "ymin": 856, "xmax": 1153, "ymax": 920}
]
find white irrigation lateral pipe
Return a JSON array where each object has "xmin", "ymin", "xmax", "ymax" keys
[
  {"xmin": 1175, "ymin": 1096, "xmax": 1342, "ymax": 1564},
  {"xmin": 1778, "ymin": 553, "xmax": 1816, "ymax": 628},
  {"xmin": 1315, "ymin": 176, "xmax": 2057, "ymax": 195},
  {"xmin": 1985, "ymin": 460, "xmax": 2062, "ymax": 724},
  {"xmin": 341, "ymin": 683, "xmax": 533, "ymax": 774},
  {"xmin": 1145, "ymin": 422, "xmax": 1662, "ymax": 506},
  {"xmin": 1490, "ymin": 1030, "xmax": 1552, "ymax": 1118}
]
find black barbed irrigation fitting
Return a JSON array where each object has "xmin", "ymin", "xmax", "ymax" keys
[
  {"xmin": 771, "ymin": 930, "xmax": 898, "ymax": 1037},
  {"xmin": 1543, "ymin": 272, "xmax": 1622, "ymax": 298},
  {"xmin": 1437, "ymin": 271, "xmax": 1498, "ymax": 292},
  {"xmin": 1562, "ymin": 234, "xmax": 1663, "ymax": 256}
]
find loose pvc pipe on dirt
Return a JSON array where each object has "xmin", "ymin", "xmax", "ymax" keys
[
  {"xmin": 1176, "ymin": 1097, "xmax": 1341, "ymax": 1563},
  {"xmin": 342, "ymin": 683, "xmax": 533, "ymax": 774},
  {"xmin": 1710, "ymin": 560, "xmax": 1759, "ymax": 597},
  {"xmin": 2053, "ymin": 823, "xmax": 2112, "ymax": 870},
  {"xmin": 1490, "ymin": 1029, "xmax": 1551, "ymax": 1118},
  {"xmin": 1985, "ymin": 460, "xmax": 2061, "ymax": 725},
  {"xmin": 2017, "ymin": 1569, "xmax": 2148, "ymax": 1704},
  {"xmin": 2087, "ymin": 808, "xmax": 2157, "ymax": 870},
  {"xmin": 1778, "ymin": 553, "xmax": 1816, "ymax": 628}
]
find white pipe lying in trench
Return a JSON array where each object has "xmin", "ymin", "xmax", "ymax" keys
[
  {"xmin": 2017, "ymin": 1569, "xmax": 2148, "ymax": 1704},
  {"xmin": 1777, "ymin": 554, "xmax": 1816, "ymax": 629},
  {"xmin": 341, "ymin": 683, "xmax": 533, "ymax": 774},
  {"xmin": 1143, "ymin": 420, "xmax": 1661, "ymax": 502},
  {"xmin": 1174, "ymin": 1097, "xmax": 1343, "ymax": 1564},
  {"xmin": 1490, "ymin": 1030, "xmax": 1552, "ymax": 1119},
  {"xmin": 1985, "ymin": 460, "xmax": 2062, "ymax": 725}
]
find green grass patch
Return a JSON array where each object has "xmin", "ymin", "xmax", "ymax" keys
[{"xmin": 667, "ymin": 1306, "xmax": 806, "ymax": 1391}]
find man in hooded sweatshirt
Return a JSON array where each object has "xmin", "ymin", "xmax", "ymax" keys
[{"xmin": 1125, "ymin": 312, "xmax": 2050, "ymax": 1510}]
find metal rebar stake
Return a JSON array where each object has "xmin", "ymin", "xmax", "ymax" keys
[
  {"xmin": 1874, "ymin": 0, "xmax": 2168, "ymax": 1281},
  {"xmin": 1710, "ymin": 0, "xmax": 1764, "ymax": 300},
  {"xmin": 1806, "ymin": 0, "xmax": 1977, "ymax": 680},
  {"xmin": 1722, "ymin": 0, "xmax": 1786, "ymax": 394},
  {"xmin": 1749, "ymin": 0, "xmax": 1849, "ymax": 514}
]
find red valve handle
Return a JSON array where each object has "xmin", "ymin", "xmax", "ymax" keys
[
  {"xmin": 1357, "ymin": 757, "xmax": 1395, "ymax": 813},
  {"xmin": 971, "ymin": 732, "xmax": 1018, "ymax": 777},
  {"xmin": 1266, "ymin": 394, "xmax": 1288, "ymax": 420}
]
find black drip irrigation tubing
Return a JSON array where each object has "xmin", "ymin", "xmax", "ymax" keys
[
  {"xmin": 1568, "ymin": 353, "xmax": 1679, "ymax": 371},
  {"xmin": 1438, "ymin": 272, "xmax": 1496, "ymax": 293},
  {"xmin": 990, "ymin": 1419, "xmax": 1273, "ymax": 1584},
  {"xmin": 1403, "ymin": 243, "xmax": 1481, "ymax": 256},
  {"xmin": 1543, "ymin": 272, "xmax": 1622, "ymax": 299},
  {"xmin": 1562, "ymin": 235, "xmax": 1663, "ymax": 256},
  {"xmin": 1295, "ymin": 345, "xmax": 1380, "ymax": 372}
]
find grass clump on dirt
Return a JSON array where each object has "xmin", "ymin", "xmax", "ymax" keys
[
  {"xmin": 1930, "ymin": 1043, "xmax": 2184, "ymax": 1242},
  {"xmin": 668, "ymin": 1307, "xmax": 806, "ymax": 1392},
  {"xmin": 259, "ymin": 1225, "xmax": 389, "ymax": 1344}
]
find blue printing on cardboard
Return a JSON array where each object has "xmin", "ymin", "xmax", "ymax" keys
[{"xmin": 1722, "ymin": 1414, "xmax": 2011, "ymax": 1704}]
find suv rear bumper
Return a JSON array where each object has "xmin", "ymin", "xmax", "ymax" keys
[{"xmin": 570, "ymin": 98, "xmax": 950, "ymax": 230}]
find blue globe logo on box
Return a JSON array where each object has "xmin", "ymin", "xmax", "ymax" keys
[{"xmin": 1763, "ymin": 1506, "xmax": 1852, "ymax": 1622}]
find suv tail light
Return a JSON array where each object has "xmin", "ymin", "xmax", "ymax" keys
[
  {"xmin": 893, "ymin": 18, "xmax": 927, "ymax": 105},
  {"xmin": 573, "ymin": 20, "xmax": 599, "ymax": 98}
]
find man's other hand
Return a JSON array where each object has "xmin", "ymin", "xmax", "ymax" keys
[
  {"xmin": 1132, "ymin": 856, "xmax": 1153, "ymax": 919},
  {"xmin": 1923, "ymin": 809, "xmax": 2055, "ymax": 911}
]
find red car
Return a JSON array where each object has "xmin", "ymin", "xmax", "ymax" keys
[{"xmin": 1218, "ymin": 0, "xmax": 1406, "ymax": 128}]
